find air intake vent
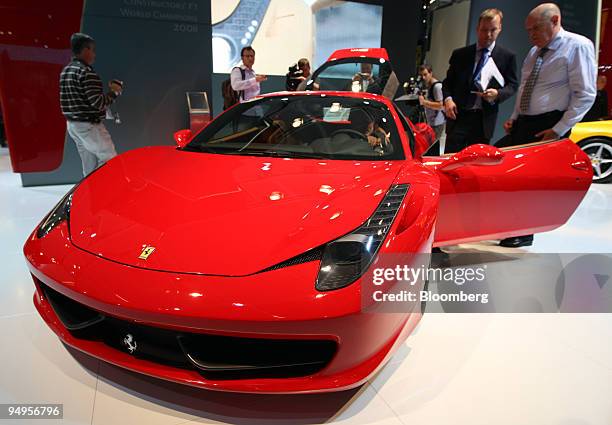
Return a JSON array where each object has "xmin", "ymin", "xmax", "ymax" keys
[
  {"xmin": 37, "ymin": 280, "xmax": 337, "ymax": 380},
  {"xmin": 259, "ymin": 246, "xmax": 324, "ymax": 273},
  {"xmin": 40, "ymin": 281, "xmax": 104, "ymax": 331}
]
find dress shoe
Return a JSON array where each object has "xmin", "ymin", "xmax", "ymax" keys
[
  {"xmin": 499, "ymin": 235, "xmax": 534, "ymax": 248},
  {"xmin": 431, "ymin": 247, "xmax": 450, "ymax": 266}
]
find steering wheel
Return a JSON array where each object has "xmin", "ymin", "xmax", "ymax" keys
[{"xmin": 330, "ymin": 128, "xmax": 368, "ymax": 142}]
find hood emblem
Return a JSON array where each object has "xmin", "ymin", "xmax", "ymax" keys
[
  {"xmin": 138, "ymin": 246, "xmax": 156, "ymax": 260},
  {"xmin": 122, "ymin": 333, "xmax": 137, "ymax": 354}
]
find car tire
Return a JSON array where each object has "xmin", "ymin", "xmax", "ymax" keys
[{"xmin": 577, "ymin": 138, "xmax": 612, "ymax": 184}]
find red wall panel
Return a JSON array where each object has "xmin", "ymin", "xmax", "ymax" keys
[
  {"xmin": 600, "ymin": 0, "xmax": 612, "ymax": 115},
  {"xmin": 0, "ymin": 0, "xmax": 83, "ymax": 172}
]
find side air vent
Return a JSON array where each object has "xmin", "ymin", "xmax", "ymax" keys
[{"xmin": 259, "ymin": 246, "xmax": 324, "ymax": 273}]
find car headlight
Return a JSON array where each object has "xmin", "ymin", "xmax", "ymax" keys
[
  {"xmin": 315, "ymin": 184, "xmax": 409, "ymax": 291},
  {"xmin": 36, "ymin": 186, "xmax": 76, "ymax": 239}
]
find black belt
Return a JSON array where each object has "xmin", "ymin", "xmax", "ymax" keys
[
  {"xmin": 67, "ymin": 117, "xmax": 101, "ymax": 124},
  {"xmin": 517, "ymin": 110, "xmax": 565, "ymax": 121}
]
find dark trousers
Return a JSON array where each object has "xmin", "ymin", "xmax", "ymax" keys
[
  {"xmin": 495, "ymin": 110, "xmax": 565, "ymax": 245},
  {"xmin": 496, "ymin": 110, "xmax": 566, "ymax": 148},
  {"xmin": 445, "ymin": 110, "xmax": 488, "ymax": 154}
]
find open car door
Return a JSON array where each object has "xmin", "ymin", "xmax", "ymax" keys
[
  {"xmin": 421, "ymin": 140, "xmax": 593, "ymax": 246},
  {"xmin": 305, "ymin": 48, "xmax": 400, "ymax": 99}
]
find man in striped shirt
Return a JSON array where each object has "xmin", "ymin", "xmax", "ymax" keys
[{"xmin": 60, "ymin": 33, "xmax": 123, "ymax": 176}]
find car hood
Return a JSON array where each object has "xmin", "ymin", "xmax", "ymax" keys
[{"xmin": 69, "ymin": 146, "xmax": 402, "ymax": 275}]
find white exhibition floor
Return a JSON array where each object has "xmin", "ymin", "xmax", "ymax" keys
[{"xmin": 1, "ymin": 146, "xmax": 612, "ymax": 425}]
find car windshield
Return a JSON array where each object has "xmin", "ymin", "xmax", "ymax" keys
[
  {"xmin": 307, "ymin": 58, "xmax": 399, "ymax": 99},
  {"xmin": 185, "ymin": 95, "xmax": 404, "ymax": 160}
]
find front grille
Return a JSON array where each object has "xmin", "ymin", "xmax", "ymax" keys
[
  {"xmin": 38, "ymin": 281, "xmax": 336, "ymax": 380},
  {"xmin": 42, "ymin": 280, "xmax": 104, "ymax": 331}
]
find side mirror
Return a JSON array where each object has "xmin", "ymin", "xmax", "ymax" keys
[
  {"xmin": 439, "ymin": 144, "xmax": 504, "ymax": 172},
  {"xmin": 173, "ymin": 129, "xmax": 193, "ymax": 148}
]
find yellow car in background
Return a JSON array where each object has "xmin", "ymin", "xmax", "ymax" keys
[{"xmin": 570, "ymin": 120, "xmax": 612, "ymax": 183}]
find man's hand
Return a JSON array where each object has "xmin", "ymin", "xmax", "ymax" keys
[
  {"xmin": 418, "ymin": 95, "xmax": 425, "ymax": 106},
  {"xmin": 109, "ymin": 81, "xmax": 122, "ymax": 94},
  {"xmin": 535, "ymin": 128, "xmax": 559, "ymax": 141},
  {"xmin": 479, "ymin": 88, "xmax": 499, "ymax": 103},
  {"xmin": 367, "ymin": 135, "xmax": 381, "ymax": 147},
  {"xmin": 255, "ymin": 74, "xmax": 267, "ymax": 83},
  {"xmin": 444, "ymin": 98, "xmax": 457, "ymax": 120},
  {"xmin": 503, "ymin": 119, "xmax": 514, "ymax": 134}
]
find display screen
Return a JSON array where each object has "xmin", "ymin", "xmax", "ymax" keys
[{"xmin": 211, "ymin": 0, "xmax": 383, "ymax": 74}]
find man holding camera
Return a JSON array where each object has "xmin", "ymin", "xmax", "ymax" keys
[
  {"xmin": 418, "ymin": 64, "xmax": 445, "ymax": 143},
  {"xmin": 287, "ymin": 58, "xmax": 311, "ymax": 91},
  {"xmin": 60, "ymin": 33, "xmax": 122, "ymax": 177}
]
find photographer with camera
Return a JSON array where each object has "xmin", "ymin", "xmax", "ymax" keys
[
  {"xmin": 286, "ymin": 58, "xmax": 312, "ymax": 91},
  {"xmin": 351, "ymin": 63, "xmax": 384, "ymax": 94},
  {"xmin": 417, "ymin": 64, "xmax": 445, "ymax": 142},
  {"xmin": 59, "ymin": 33, "xmax": 123, "ymax": 177}
]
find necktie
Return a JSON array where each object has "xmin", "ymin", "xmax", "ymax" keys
[
  {"xmin": 466, "ymin": 48, "xmax": 489, "ymax": 109},
  {"xmin": 472, "ymin": 48, "xmax": 489, "ymax": 90},
  {"xmin": 520, "ymin": 47, "xmax": 549, "ymax": 114}
]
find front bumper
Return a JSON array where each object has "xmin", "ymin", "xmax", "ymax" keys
[{"xmin": 25, "ymin": 224, "xmax": 421, "ymax": 394}]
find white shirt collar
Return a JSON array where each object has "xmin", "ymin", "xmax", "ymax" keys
[
  {"xmin": 545, "ymin": 28, "xmax": 565, "ymax": 51},
  {"xmin": 477, "ymin": 40, "xmax": 496, "ymax": 53}
]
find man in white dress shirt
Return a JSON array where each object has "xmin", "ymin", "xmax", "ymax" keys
[
  {"xmin": 502, "ymin": 3, "xmax": 596, "ymax": 143},
  {"xmin": 230, "ymin": 46, "xmax": 267, "ymax": 102},
  {"xmin": 499, "ymin": 2, "xmax": 597, "ymax": 248}
]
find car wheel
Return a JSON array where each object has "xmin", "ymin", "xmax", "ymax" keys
[{"xmin": 578, "ymin": 138, "xmax": 612, "ymax": 184}]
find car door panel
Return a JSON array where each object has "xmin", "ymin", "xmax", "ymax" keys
[{"xmin": 422, "ymin": 140, "xmax": 592, "ymax": 246}]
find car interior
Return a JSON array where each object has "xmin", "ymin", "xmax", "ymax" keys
[{"xmin": 200, "ymin": 99, "xmax": 402, "ymax": 159}]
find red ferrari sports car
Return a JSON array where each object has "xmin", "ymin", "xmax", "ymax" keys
[{"xmin": 24, "ymin": 50, "xmax": 592, "ymax": 394}]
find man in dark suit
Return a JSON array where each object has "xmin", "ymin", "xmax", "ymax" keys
[{"xmin": 443, "ymin": 8, "xmax": 518, "ymax": 154}]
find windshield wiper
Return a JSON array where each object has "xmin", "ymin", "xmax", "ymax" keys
[
  {"xmin": 258, "ymin": 150, "xmax": 327, "ymax": 159},
  {"xmin": 183, "ymin": 145, "xmax": 327, "ymax": 159},
  {"xmin": 182, "ymin": 145, "xmax": 238, "ymax": 154}
]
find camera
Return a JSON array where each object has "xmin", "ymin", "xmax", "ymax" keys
[
  {"xmin": 285, "ymin": 63, "xmax": 305, "ymax": 91},
  {"xmin": 106, "ymin": 79, "xmax": 123, "ymax": 124},
  {"xmin": 403, "ymin": 76, "xmax": 426, "ymax": 98},
  {"xmin": 400, "ymin": 76, "xmax": 428, "ymax": 124}
]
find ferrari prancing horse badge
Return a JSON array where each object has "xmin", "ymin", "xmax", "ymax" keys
[{"xmin": 138, "ymin": 246, "xmax": 156, "ymax": 260}]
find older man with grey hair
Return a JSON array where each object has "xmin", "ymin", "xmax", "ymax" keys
[
  {"xmin": 499, "ymin": 2, "xmax": 596, "ymax": 248},
  {"xmin": 60, "ymin": 33, "xmax": 123, "ymax": 176}
]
